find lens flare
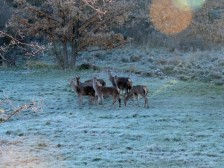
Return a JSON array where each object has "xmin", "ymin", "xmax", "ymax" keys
[
  {"xmin": 149, "ymin": 0, "xmax": 193, "ymax": 35},
  {"xmin": 173, "ymin": 0, "xmax": 206, "ymax": 11}
]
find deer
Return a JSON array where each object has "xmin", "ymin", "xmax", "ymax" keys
[
  {"xmin": 83, "ymin": 78, "xmax": 106, "ymax": 87},
  {"xmin": 69, "ymin": 77, "xmax": 96, "ymax": 105},
  {"xmin": 92, "ymin": 76, "xmax": 121, "ymax": 107},
  {"xmin": 124, "ymin": 85, "xmax": 149, "ymax": 108},
  {"xmin": 108, "ymin": 70, "xmax": 132, "ymax": 94}
]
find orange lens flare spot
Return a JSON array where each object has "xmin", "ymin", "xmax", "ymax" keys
[{"xmin": 149, "ymin": 0, "xmax": 193, "ymax": 35}]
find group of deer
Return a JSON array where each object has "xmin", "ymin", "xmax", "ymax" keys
[{"xmin": 69, "ymin": 71, "xmax": 149, "ymax": 108}]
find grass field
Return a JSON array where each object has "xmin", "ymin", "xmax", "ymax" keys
[{"xmin": 0, "ymin": 67, "xmax": 223, "ymax": 168}]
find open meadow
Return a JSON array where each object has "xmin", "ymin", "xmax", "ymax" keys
[{"xmin": 1, "ymin": 51, "xmax": 224, "ymax": 168}]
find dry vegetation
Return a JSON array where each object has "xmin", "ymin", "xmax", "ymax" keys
[
  {"xmin": 1, "ymin": 1, "xmax": 224, "ymax": 167},
  {"xmin": 6, "ymin": 0, "xmax": 137, "ymax": 69}
]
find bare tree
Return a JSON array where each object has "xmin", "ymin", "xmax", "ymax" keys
[
  {"xmin": 0, "ymin": 30, "xmax": 45, "ymax": 66},
  {"xmin": 9, "ymin": 0, "xmax": 137, "ymax": 69}
]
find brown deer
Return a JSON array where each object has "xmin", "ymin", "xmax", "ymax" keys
[
  {"xmin": 92, "ymin": 76, "xmax": 121, "ymax": 107},
  {"xmin": 69, "ymin": 77, "xmax": 96, "ymax": 105},
  {"xmin": 124, "ymin": 85, "xmax": 149, "ymax": 108},
  {"xmin": 108, "ymin": 70, "xmax": 132, "ymax": 94}
]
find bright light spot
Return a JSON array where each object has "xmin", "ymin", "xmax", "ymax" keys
[
  {"xmin": 173, "ymin": 0, "xmax": 206, "ymax": 11},
  {"xmin": 149, "ymin": 0, "xmax": 193, "ymax": 35},
  {"xmin": 149, "ymin": 0, "xmax": 206, "ymax": 35}
]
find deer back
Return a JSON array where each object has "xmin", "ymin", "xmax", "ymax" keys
[{"xmin": 84, "ymin": 78, "xmax": 106, "ymax": 87}]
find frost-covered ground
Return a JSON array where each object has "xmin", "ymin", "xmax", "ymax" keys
[
  {"xmin": 0, "ymin": 67, "xmax": 224, "ymax": 168},
  {"xmin": 1, "ymin": 47, "xmax": 224, "ymax": 168}
]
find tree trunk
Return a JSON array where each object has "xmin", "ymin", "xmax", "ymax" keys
[
  {"xmin": 63, "ymin": 39, "xmax": 68, "ymax": 69},
  {"xmin": 70, "ymin": 20, "xmax": 80, "ymax": 69},
  {"xmin": 70, "ymin": 43, "xmax": 77, "ymax": 68},
  {"xmin": 52, "ymin": 41, "xmax": 64, "ymax": 68},
  {"xmin": 69, "ymin": 0, "xmax": 80, "ymax": 69}
]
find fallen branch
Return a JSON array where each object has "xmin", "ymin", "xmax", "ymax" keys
[{"xmin": 0, "ymin": 103, "xmax": 34, "ymax": 123}]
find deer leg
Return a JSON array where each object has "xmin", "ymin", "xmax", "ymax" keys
[
  {"xmin": 78, "ymin": 95, "xmax": 83, "ymax": 105},
  {"xmin": 133, "ymin": 93, "xmax": 139, "ymax": 106},
  {"xmin": 139, "ymin": 93, "xmax": 146, "ymax": 107},
  {"xmin": 100, "ymin": 95, "xmax": 104, "ymax": 105},
  {"xmin": 118, "ymin": 97, "xmax": 121, "ymax": 108},
  {"xmin": 97, "ymin": 96, "xmax": 101, "ymax": 104},
  {"xmin": 112, "ymin": 96, "xmax": 116, "ymax": 106},
  {"xmin": 136, "ymin": 94, "xmax": 140, "ymax": 106},
  {"xmin": 124, "ymin": 98, "xmax": 127, "ymax": 106},
  {"xmin": 112, "ymin": 96, "xmax": 121, "ymax": 107},
  {"xmin": 98, "ymin": 94, "xmax": 104, "ymax": 105},
  {"xmin": 89, "ymin": 96, "xmax": 96, "ymax": 105},
  {"xmin": 144, "ymin": 97, "xmax": 149, "ymax": 108},
  {"xmin": 93, "ymin": 95, "xmax": 97, "ymax": 105}
]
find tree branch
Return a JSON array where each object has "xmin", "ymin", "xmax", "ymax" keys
[
  {"xmin": 0, "ymin": 30, "xmax": 45, "ymax": 58},
  {"xmin": 1, "ymin": 103, "xmax": 33, "ymax": 123}
]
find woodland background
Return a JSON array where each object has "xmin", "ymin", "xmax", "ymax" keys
[{"xmin": 1, "ymin": 0, "xmax": 224, "ymax": 68}]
